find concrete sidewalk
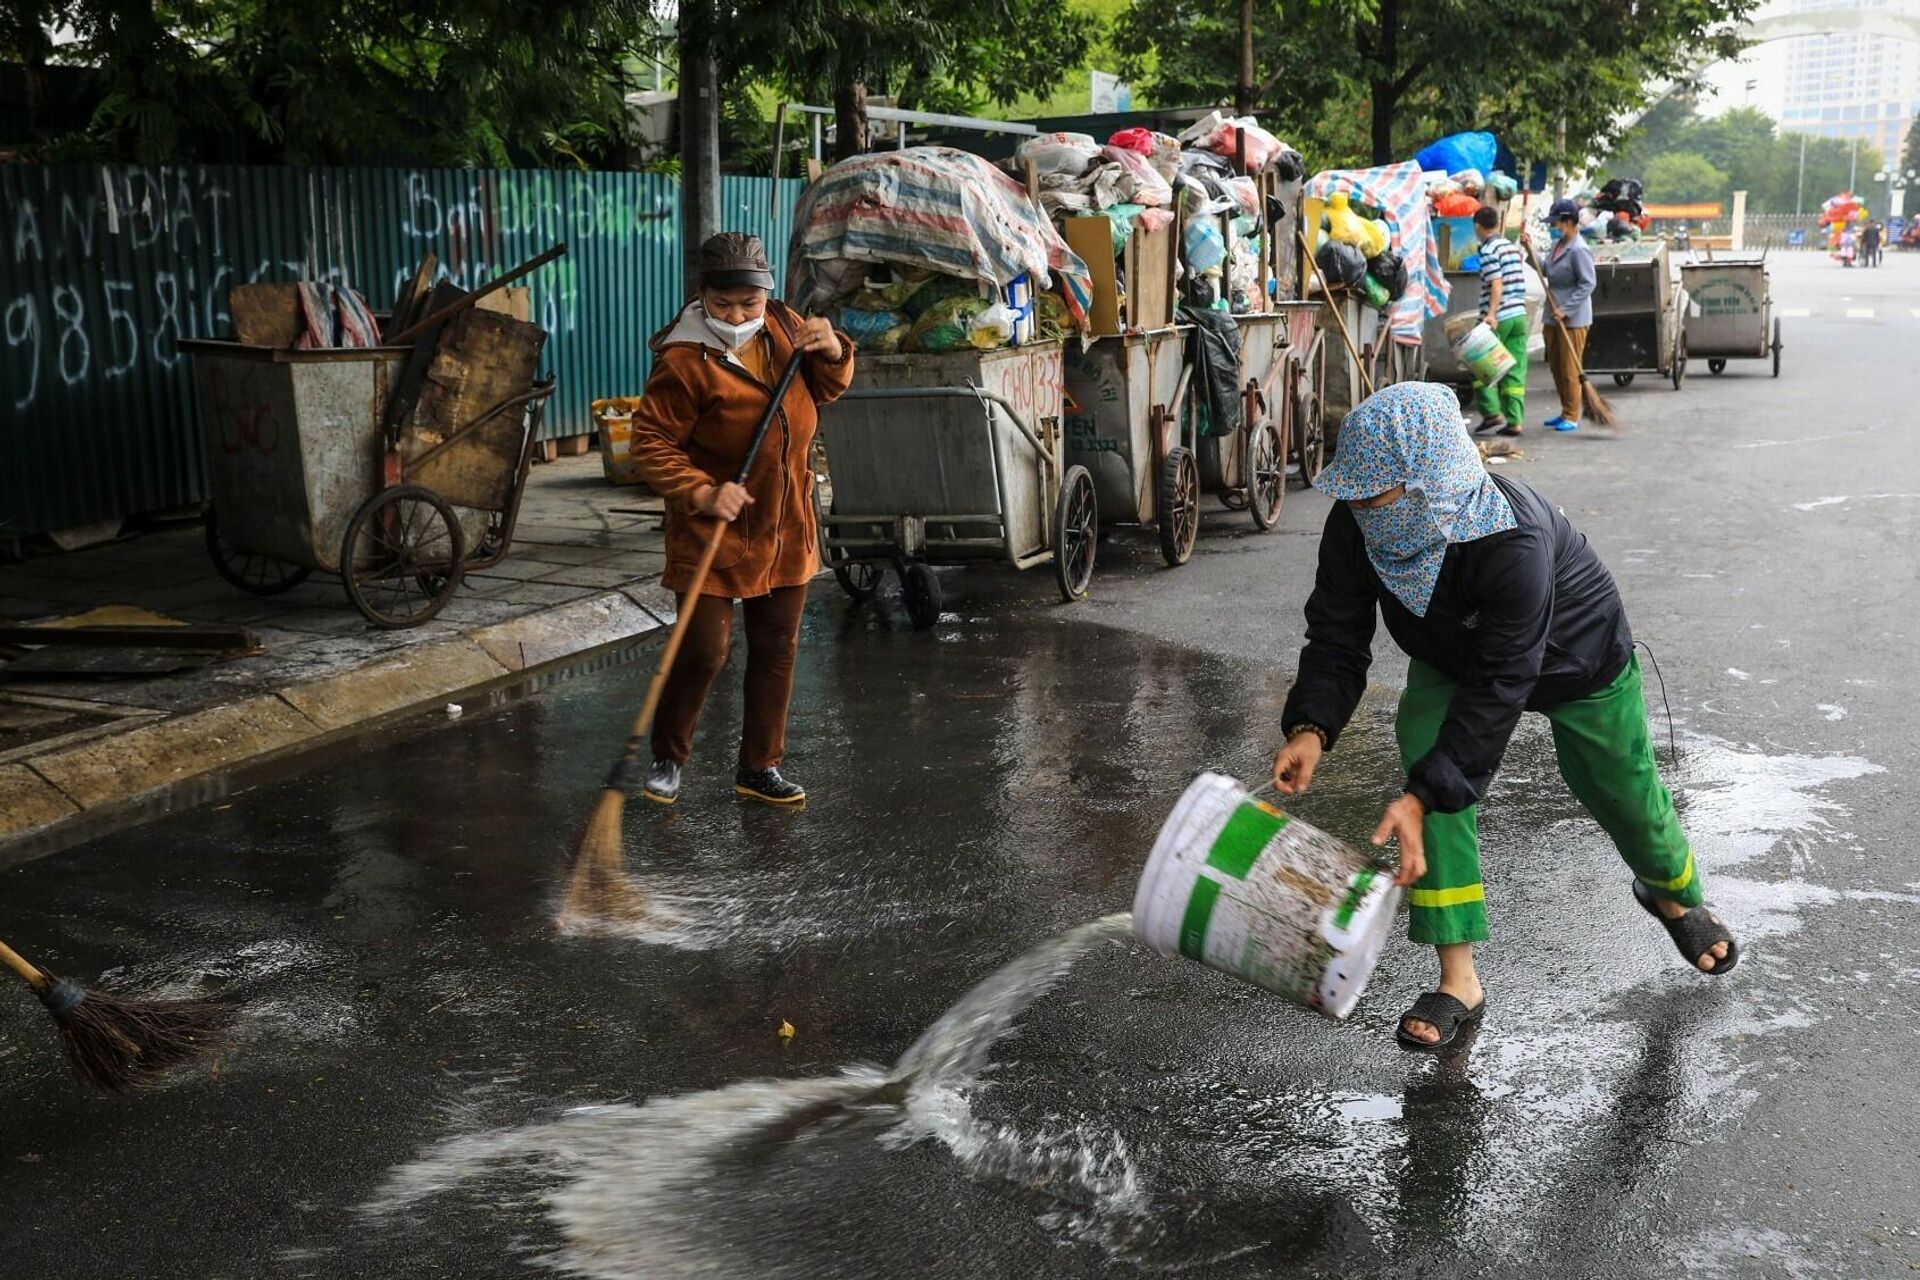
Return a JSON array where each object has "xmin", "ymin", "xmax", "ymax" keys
[{"xmin": 0, "ymin": 455, "xmax": 673, "ymax": 856}]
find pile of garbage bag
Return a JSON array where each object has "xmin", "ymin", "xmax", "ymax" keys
[
  {"xmin": 1571, "ymin": 178, "xmax": 1651, "ymax": 241},
  {"xmin": 790, "ymin": 147, "xmax": 1093, "ymax": 353}
]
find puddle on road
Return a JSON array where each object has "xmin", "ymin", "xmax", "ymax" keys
[{"xmin": 363, "ymin": 729, "xmax": 1911, "ymax": 1278}]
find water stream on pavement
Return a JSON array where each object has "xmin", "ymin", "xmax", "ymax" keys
[{"xmin": 367, "ymin": 913, "xmax": 1189, "ymax": 1278}]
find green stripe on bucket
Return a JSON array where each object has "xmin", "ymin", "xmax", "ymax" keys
[
  {"xmin": 1205, "ymin": 802, "xmax": 1287, "ymax": 880},
  {"xmin": 1333, "ymin": 868, "xmax": 1377, "ymax": 930},
  {"xmin": 1178, "ymin": 877, "xmax": 1222, "ymax": 960}
]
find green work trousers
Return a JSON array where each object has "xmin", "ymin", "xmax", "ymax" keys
[
  {"xmin": 1473, "ymin": 313, "xmax": 1530, "ymax": 426},
  {"xmin": 1395, "ymin": 656, "xmax": 1701, "ymax": 946}
]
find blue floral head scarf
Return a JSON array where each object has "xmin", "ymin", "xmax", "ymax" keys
[{"xmin": 1313, "ymin": 381, "xmax": 1517, "ymax": 617}]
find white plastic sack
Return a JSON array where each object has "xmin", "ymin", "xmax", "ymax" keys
[
  {"xmin": 1016, "ymin": 132, "xmax": 1100, "ymax": 179},
  {"xmin": 1100, "ymin": 145, "xmax": 1172, "ymax": 207}
]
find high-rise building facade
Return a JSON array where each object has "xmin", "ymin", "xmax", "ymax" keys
[{"xmin": 1776, "ymin": 0, "xmax": 1920, "ymax": 170}]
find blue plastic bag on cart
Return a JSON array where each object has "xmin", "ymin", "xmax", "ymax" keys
[{"xmin": 1415, "ymin": 133, "xmax": 1500, "ymax": 181}]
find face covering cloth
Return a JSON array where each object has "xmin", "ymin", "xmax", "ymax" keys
[{"xmin": 1309, "ymin": 381, "xmax": 1517, "ymax": 616}]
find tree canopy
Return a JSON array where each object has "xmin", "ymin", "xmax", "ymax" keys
[{"xmin": 1603, "ymin": 101, "xmax": 1884, "ymax": 215}]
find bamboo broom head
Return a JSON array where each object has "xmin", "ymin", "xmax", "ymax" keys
[
  {"xmin": 35, "ymin": 974, "xmax": 230, "ymax": 1091},
  {"xmin": 556, "ymin": 787, "xmax": 653, "ymax": 931}
]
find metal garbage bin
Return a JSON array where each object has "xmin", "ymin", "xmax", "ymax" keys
[
  {"xmin": 1586, "ymin": 238, "xmax": 1688, "ymax": 390},
  {"xmin": 1679, "ymin": 256, "xmax": 1781, "ymax": 377}
]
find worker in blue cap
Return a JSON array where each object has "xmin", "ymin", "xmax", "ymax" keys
[{"xmin": 1539, "ymin": 199, "xmax": 1598, "ymax": 432}]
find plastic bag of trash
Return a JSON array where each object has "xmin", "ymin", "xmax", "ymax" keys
[
  {"xmin": 1366, "ymin": 247, "xmax": 1408, "ymax": 301},
  {"xmin": 968, "ymin": 301, "xmax": 1016, "ymax": 349},
  {"xmin": 1101, "ymin": 145, "xmax": 1173, "ymax": 206},
  {"xmin": 1449, "ymin": 169, "xmax": 1486, "ymax": 194},
  {"xmin": 1315, "ymin": 239, "xmax": 1367, "ymax": 290},
  {"xmin": 903, "ymin": 274, "xmax": 980, "ymax": 319},
  {"xmin": 1360, "ymin": 273, "xmax": 1391, "ymax": 310},
  {"xmin": 834, "ymin": 305, "xmax": 909, "ymax": 348},
  {"xmin": 1326, "ymin": 194, "xmax": 1385, "ymax": 257},
  {"xmin": 909, "ymin": 293, "xmax": 991, "ymax": 351},
  {"xmin": 1184, "ymin": 217, "xmax": 1228, "ymax": 273},
  {"xmin": 1016, "ymin": 132, "xmax": 1101, "ymax": 179},
  {"xmin": 1415, "ymin": 131, "xmax": 1499, "ymax": 179}
]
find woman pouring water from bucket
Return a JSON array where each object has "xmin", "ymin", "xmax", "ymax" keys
[{"xmin": 1271, "ymin": 382, "xmax": 1738, "ymax": 1051}]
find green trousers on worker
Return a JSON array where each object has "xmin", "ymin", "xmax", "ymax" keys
[
  {"xmin": 1395, "ymin": 656, "xmax": 1701, "ymax": 946},
  {"xmin": 1474, "ymin": 313, "xmax": 1530, "ymax": 427}
]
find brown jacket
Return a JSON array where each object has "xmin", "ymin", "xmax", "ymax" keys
[{"xmin": 628, "ymin": 299, "xmax": 855, "ymax": 598}]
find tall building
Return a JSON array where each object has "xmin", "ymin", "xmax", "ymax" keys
[{"xmin": 1775, "ymin": 0, "xmax": 1920, "ymax": 172}]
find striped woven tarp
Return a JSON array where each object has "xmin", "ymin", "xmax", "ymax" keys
[
  {"xmin": 1305, "ymin": 161, "xmax": 1450, "ymax": 344},
  {"xmin": 788, "ymin": 147, "xmax": 1091, "ymax": 329}
]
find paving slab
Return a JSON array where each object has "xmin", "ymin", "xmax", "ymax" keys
[
  {"xmin": 468, "ymin": 591, "xmax": 661, "ymax": 671},
  {"xmin": 0, "ymin": 763, "xmax": 80, "ymax": 834},
  {"xmin": 278, "ymin": 639, "xmax": 509, "ymax": 732}
]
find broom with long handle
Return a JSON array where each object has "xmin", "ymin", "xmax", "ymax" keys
[
  {"xmin": 559, "ymin": 347, "xmax": 809, "ymax": 928},
  {"xmin": 0, "ymin": 936, "xmax": 228, "ymax": 1091},
  {"xmin": 1522, "ymin": 237, "xmax": 1616, "ymax": 427},
  {"xmin": 1297, "ymin": 231, "xmax": 1376, "ymax": 400}
]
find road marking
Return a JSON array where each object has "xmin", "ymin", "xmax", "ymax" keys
[
  {"xmin": 1845, "ymin": 307, "xmax": 1875, "ymax": 318},
  {"xmin": 1779, "ymin": 306, "xmax": 1811, "ymax": 318}
]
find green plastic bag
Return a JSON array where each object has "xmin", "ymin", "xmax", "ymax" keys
[
  {"xmin": 908, "ymin": 294, "xmax": 990, "ymax": 352},
  {"xmin": 903, "ymin": 275, "xmax": 981, "ymax": 320},
  {"xmin": 1360, "ymin": 273, "xmax": 1391, "ymax": 311}
]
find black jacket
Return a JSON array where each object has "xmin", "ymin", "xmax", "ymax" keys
[{"xmin": 1280, "ymin": 475, "xmax": 1632, "ymax": 815}]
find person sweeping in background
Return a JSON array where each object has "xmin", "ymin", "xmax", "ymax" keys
[
  {"xmin": 1270, "ymin": 382, "xmax": 1737, "ymax": 1051},
  {"xmin": 627, "ymin": 233, "xmax": 854, "ymax": 806},
  {"xmin": 1539, "ymin": 199, "xmax": 1598, "ymax": 433},
  {"xmin": 1468, "ymin": 206, "xmax": 1529, "ymax": 437}
]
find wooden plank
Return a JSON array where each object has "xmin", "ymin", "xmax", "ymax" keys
[
  {"xmin": 474, "ymin": 286, "xmax": 532, "ymax": 322},
  {"xmin": 0, "ymin": 624, "xmax": 259, "ymax": 651},
  {"xmin": 405, "ymin": 307, "xmax": 548, "ymax": 508},
  {"xmin": 227, "ymin": 283, "xmax": 305, "ymax": 347},
  {"xmin": 1063, "ymin": 216, "xmax": 1120, "ymax": 336},
  {"xmin": 1133, "ymin": 221, "xmax": 1174, "ymax": 330},
  {"xmin": 390, "ymin": 253, "xmax": 439, "ymax": 332}
]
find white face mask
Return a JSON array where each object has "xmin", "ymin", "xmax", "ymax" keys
[{"xmin": 705, "ymin": 313, "xmax": 764, "ymax": 349}]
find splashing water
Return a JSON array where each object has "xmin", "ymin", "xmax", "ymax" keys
[{"xmin": 366, "ymin": 914, "xmax": 1145, "ymax": 1278}]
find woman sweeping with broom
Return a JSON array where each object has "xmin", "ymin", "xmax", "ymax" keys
[
  {"xmin": 1270, "ymin": 382, "xmax": 1736, "ymax": 1051},
  {"xmin": 625, "ymin": 232, "xmax": 854, "ymax": 806}
]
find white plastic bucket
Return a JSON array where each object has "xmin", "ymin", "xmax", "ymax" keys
[
  {"xmin": 1132, "ymin": 772, "xmax": 1401, "ymax": 1019},
  {"xmin": 1450, "ymin": 319, "xmax": 1515, "ymax": 384}
]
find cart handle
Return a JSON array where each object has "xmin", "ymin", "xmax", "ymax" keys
[
  {"xmin": 404, "ymin": 382, "xmax": 558, "ymax": 475},
  {"xmin": 833, "ymin": 385, "xmax": 1057, "ymax": 482}
]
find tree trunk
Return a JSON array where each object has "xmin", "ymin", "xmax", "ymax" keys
[
  {"xmin": 1236, "ymin": 0, "xmax": 1255, "ymax": 116},
  {"xmin": 833, "ymin": 81, "xmax": 869, "ymax": 162},
  {"xmin": 1368, "ymin": 0, "xmax": 1397, "ymax": 166}
]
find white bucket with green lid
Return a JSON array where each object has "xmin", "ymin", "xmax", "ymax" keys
[{"xmin": 1132, "ymin": 772, "xmax": 1401, "ymax": 1019}]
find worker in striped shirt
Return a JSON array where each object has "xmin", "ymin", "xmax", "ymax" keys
[{"xmin": 1471, "ymin": 206, "xmax": 1529, "ymax": 437}]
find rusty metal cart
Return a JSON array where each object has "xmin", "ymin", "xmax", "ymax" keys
[
  {"xmin": 1198, "ymin": 299, "xmax": 1324, "ymax": 524},
  {"xmin": 1587, "ymin": 238, "xmax": 1689, "ymax": 390},
  {"xmin": 181, "ymin": 311, "xmax": 554, "ymax": 629},
  {"xmin": 1062, "ymin": 327, "xmax": 1200, "ymax": 567},
  {"xmin": 817, "ymin": 341, "xmax": 1085, "ymax": 629},
  {"xmin": 1679, "ymin": 255, "xmax": 1780, "ymax": 377}
]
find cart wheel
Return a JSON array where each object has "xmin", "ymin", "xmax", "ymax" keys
[
  {"xmin": 1053, "ymin": 464, "xmax": 1097, "ymax": 603},
  {"xmin": 1613, "ymin": 373, "xmax": 1635, "ymax": 387},
  {"xmin": 833, "ymin": 561, "xmax": 885, "ymax": 602},
  {"xmin": 1671, "ymin": 351, "xmax": 1687, "ymax": 391},
  {"xmin": 1707, "ymin": 358, "xmax": 1726, "ymax": 375},
  {"xmin": 1293, "ymin": 340, "xmax": 1327, "ymax": 487},
  {"xmin": 204, "ymin": 504, "xmax": 312, "ymax": 596},
  {"xmin": 1157, "ymin": 446, "xmax": 1200, "ymax": 568},
  {"xmin": 1772, "ymin": 318, "xmax": 1782, "ymax": 377},
  {"xmin": 340, "ymin": 484, "xmax": 465, "ymax": 629},
  {"xmin": 901, "ymin": 563, "xmax": 942, "ymax": 630},
  {"xmin": 1248, "ymin": 419, "xmax": 1286, "ymax": 531}
]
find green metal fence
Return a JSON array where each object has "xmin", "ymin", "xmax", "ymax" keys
[{"xmin": 0, "ymin": 164, "xmax": 806, "ymax": 537}]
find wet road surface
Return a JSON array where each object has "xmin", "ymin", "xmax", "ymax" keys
[{"xmin": 2, "ymin": 254, "xmax": 1918, "ymax": 1278}]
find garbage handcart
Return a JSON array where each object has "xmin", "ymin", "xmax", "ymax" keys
[
  {"xmin": 1197, "ymin": 300, "xmax": 1323, "ymax": 524},
  {"xmin": 1587, "ymin": 238, "xmax": 1689, "ymax": 390},
  {"xmin": 180, "ymin": 304, "xmax": 555, "ymax": 629},
  {"xmin": 1061, "ymin": 326, "xmax": 1200, "ymax": 566},
  {"xmin": 1678, "ymin": 254, "xmax": 1780, "ymax": 377},
  {"xmin": 817, "ymin": 341, "xmax": 1085, "ymax": 629}
]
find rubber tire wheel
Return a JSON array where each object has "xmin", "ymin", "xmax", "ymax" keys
[
  {"xmin": 1248, "ymin": 418, "xmax": 1286, "ymax": 531},
  {"xmin": 205, "ymin": 504, "xmax": 312, "ymax": 596},
  {"xmin": 901, "ymin": 563, "xmax": 942, "ymax": 630},
  {"xmin": 833, "ymin": 562, "xmax": 884, "ymax": 602},
  {"xmin": 1157, "ymin": 446, "xmax": 1200, "ymax": 568},
  {"xmin": 1708, "ymin": 358, "xmax": 1727, "ymax": 375},
  {"xmin": 1293, "ymin": 339, "xmax": 1327, "ymax": 487},
  {"xmin": 1053, "ymin": 464, "xmax": 1097, "ymax": 602},
  {"xmin": 1772, "ymin": 318, "xmax": 1782, "ymax": 377},
  {"xmin": 340, "ymin": 484, "xmax": 465, "ymax": 629},
  {"xmin": 1613, "ymin": 373, "xmax": 1635, "ymax": 387},
  {"xmin": 1671, "ymin": 352, "xmax": 1687, "ymax": 391}
]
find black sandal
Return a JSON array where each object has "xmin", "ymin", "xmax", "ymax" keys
[
  {"xmin": 1633, "ymin": 879, "xmax": 1739, "ymax": 975},
  {"xmin": 1395, "ymin": 991, "xmax": 1487, "ymax": 1052}
]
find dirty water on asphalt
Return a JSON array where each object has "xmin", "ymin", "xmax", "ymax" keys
[{"xmin": 1, "ymin": 603, "xmax": 1914, "ymax": 1278}]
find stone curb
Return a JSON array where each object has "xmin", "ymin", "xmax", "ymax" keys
[{"xmin": 0, "ymin": 584, "xmax": 670, "ymax": 859}]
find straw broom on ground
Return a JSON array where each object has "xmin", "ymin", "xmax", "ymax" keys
[{"xmin": 0, "ymin": 936, "xmax": 229, "ymax": 1090}]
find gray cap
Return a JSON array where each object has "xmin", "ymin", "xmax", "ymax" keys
[{"xmin": 697, "ymin": 232, "xmax": 775, "ymax": 290}]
